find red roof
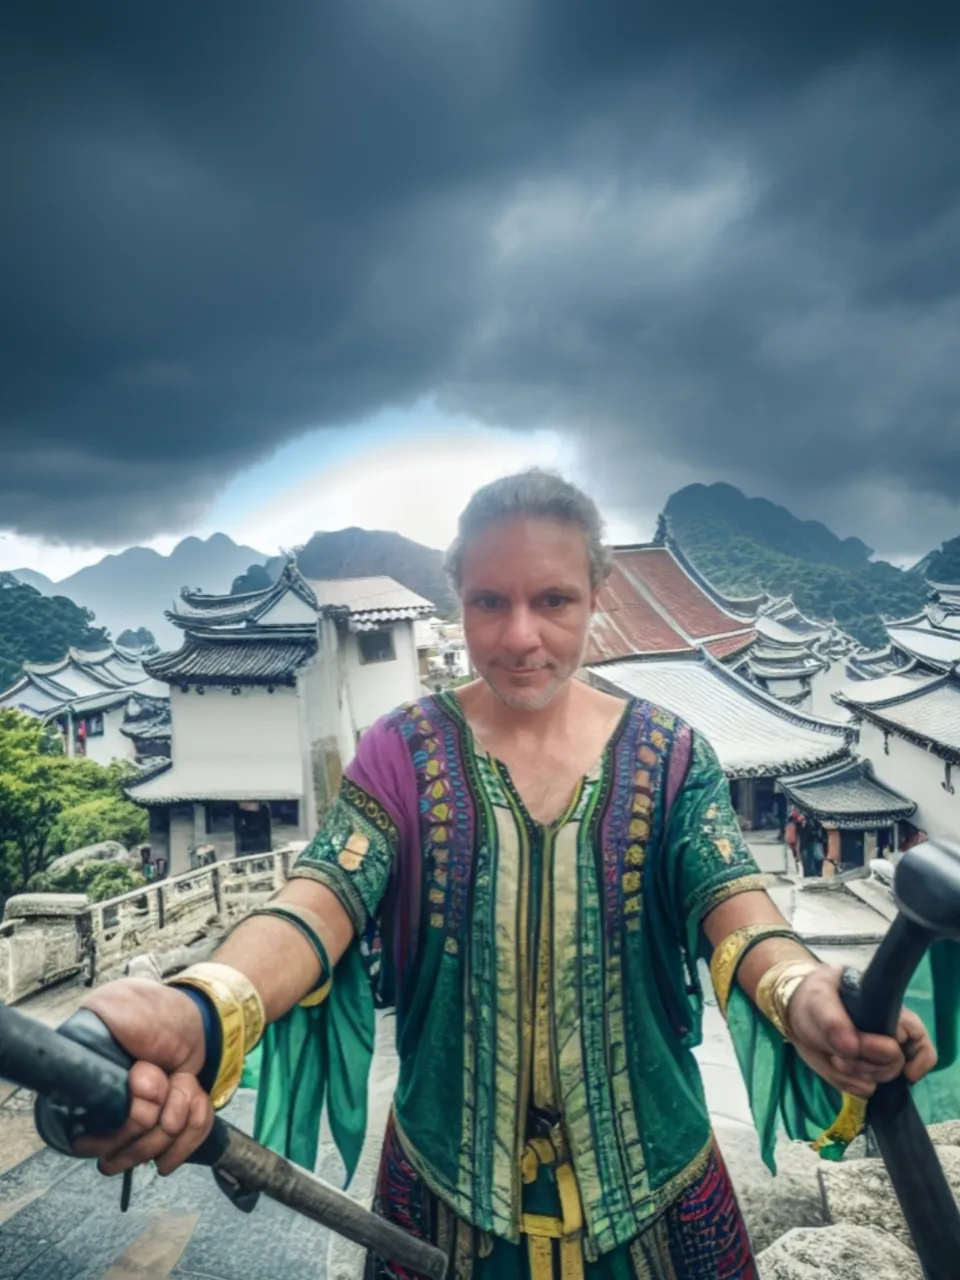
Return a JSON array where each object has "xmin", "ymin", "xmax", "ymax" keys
[
  {"xmin": 586, "ymin": 545, "xmax": 754, "ymax": 665},
  {"xmin": 706, "ymin": 631, "xmax": 757, "ymax": 661}
]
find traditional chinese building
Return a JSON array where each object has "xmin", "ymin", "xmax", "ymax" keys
[
  {"xmin": 833, "ymin": 668, "xmax": 960, "ymax": 844},
  {"xmin": 877, "ymin": 580, "xmax": 960, "ymax": 672},
  {"xmin": 125, "ymin": 560, "xmax": 432, "ymax": 872},
  {"xmin": 585, "ymin": 542, "xmax": 758, "ymax": 665},
  {"xmin": 777, "ymin": 756, "xmax": 917, "ymax": 871},
  {"xmin": 585, "ymin": 648, "xmax": 855, "ymax": 829},
  {"xmin": 0, "ymin": 645, "xmax": 170, "ymax": 766},
  {"xmin": 736, "ymin": 598, "xmax": 859, "ymax": 718}
]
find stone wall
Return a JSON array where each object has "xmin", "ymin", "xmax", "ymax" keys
[{"xmin": 0, "ymin": 846, "xmax": 301, "ymax": 1004}]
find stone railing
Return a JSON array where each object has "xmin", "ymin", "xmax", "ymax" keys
[{"xmin": 1, "ymin": 845, "xmax": 303, "ymax": 1006}]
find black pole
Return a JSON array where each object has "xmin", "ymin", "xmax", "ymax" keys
[{"xmin": 838, "ymin": 886, "xmax": 960, "ymax": 1279}]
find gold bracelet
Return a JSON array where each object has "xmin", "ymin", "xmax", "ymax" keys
[
  {"xmin": 754, "ymin": 959, "xmax": 820, "ymax": 1040},
  {"xmin": 709, "ymin": 924, "xmax": 801, "ymax": 1019},
  {"xmin": 167, "ymin": 962, "xmax": 266, "ymax": 1110}
]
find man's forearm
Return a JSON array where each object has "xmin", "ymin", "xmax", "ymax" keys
[
  {"xmin": 704, "ymin": 889, "xmax": 819, "ymax": 1006},
  {"xmin": 209, "ymin": 878, "xmax": 355, "ymax": 1024}
]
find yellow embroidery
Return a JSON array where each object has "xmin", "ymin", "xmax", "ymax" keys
[
  {"xmin": 705, "ymin": 802, "xmax": 719, "ymax": 820},
  {"xmin": 634, "ymin": 769, "xmax": 651, "ymax": 789},
  {"xmin": 337, "ymin": 829, "xmax": 370, "ymax": 871},
  {"xmin": 650, "ymin": 729, "xmax": 666, "ymax": 749},
  {"xmin": 430, "ymin": 912, "xmax": 444, "ymax": 928},
  {"xmin": 714, "ymin": 838, "xmax": 733, "ymax": 863},
  {"xmin": 622, "ymin": 871, "xmax": 641, "ymax": 893},
  {"xmin": 629, "ymin": 818, "xmax": 650, "ymax": 839},
  {"xmin": 444, "ymin": 936, "xmax": 459, "ymax": 955},
  {"xmin": 430, "ymin": 887, "xmax": 445, "ymax": 904},
  {"xmin": 624, "ymin": 896, "xmax": 641, "ymax": 915},
  {"xmin": 625, "ymin": 844, "xmax": 645, "ymax": 867}
]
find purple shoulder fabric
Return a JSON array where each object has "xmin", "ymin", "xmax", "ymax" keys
[
  {"xmin": 664, "ymin": 720, "xmax": 694, "ymax": 819},
  {"xmin": 343, "ymin": 712, "xmax": 420, "ymax": 845},
  {"xmin": 343, "ymin": 708, "xmax": 424, "ymax": 997}
]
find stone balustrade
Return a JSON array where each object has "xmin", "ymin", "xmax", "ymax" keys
[{"xmin": 0, "ymin": 844, "xmax": 303, "ymax": 1005}]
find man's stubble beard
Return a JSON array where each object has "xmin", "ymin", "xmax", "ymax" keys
[{"xmin": 482, "ymin": 635, "xmax": 589, "ymax": 712}]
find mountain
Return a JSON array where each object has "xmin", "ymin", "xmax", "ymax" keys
[
  {"xmin": 270, "ymin": 527, "xmax": 455, "ymax": 616},
  {"xmin": 0, "ymin": 574, "xmax": 109, "ymax": 689},
  {"xmin": 12, "ymin": 567, "xmax": 54, "ymax": 594},
  {"xmin": 664, "ymin": 483, "xmax": 928, "ymax": 649},
  {"xmin": 917, "ymin": 535, "xmax": 960, "ymax": 585},
  {"xmin": 14, "ymin": 534, "xmax": 267, "ymax": 648}
]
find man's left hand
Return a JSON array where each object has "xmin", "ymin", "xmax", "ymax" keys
[{"xmin": 787, "ymin": 965, "xmax": 938, "ymax": 1098}]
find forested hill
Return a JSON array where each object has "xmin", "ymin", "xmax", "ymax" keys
[
  {"xmin": 915, "ymin": 534, "xmax": 960, "ymax": 584},
  {"xmin": 0, "ymin": 574, "xmax": 109, "ymax": 689},
  {"xmin": 257, "ymin": 527, "xmax": 456, "ymax": 615},
  {"xmin": 663, "ymin": 484, "xmax": 929, "ymax": 649}
]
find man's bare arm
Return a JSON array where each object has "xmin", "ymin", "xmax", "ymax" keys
[
  {"xmin": 209, "ymin": 878, "xmax": 355, "ymax": 1022},
  {"xmin": 702, "ymin": 889, "xmax": 813, "ymax": 1003}
]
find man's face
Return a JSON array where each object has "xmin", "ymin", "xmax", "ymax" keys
[{"xmin": 459, "ymin": 516, "xmax": 597, "ymax": 711}]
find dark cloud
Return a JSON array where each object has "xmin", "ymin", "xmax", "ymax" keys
[{"xmin": 4, "ymin": 1, "xmax": 960, "ymax": 555}]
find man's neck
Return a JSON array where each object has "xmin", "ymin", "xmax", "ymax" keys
[{"xmin": 463, "ymin": 678, "xmax": 582, "ymax": 746}]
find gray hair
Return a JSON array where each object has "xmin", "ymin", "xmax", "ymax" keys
[{"xmin": 444, "ymin": 468, "xmax": 613, "ymax": 592}]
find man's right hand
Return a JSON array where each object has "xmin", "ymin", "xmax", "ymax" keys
[{"xmin": 70, "ymin": 978, "xmax": 215, "ymax": 1177}]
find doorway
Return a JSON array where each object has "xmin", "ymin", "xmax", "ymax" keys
[{"xmin": 236, "ymin": 802, "xmax": 271, "ymax": 855}]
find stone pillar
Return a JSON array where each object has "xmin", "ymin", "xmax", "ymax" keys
[
  {"xmin": 823, "ymin": 828, "xmax": 841, "ymax": 878},
  {"xmin": 193, "ymin": 803, "xmax": 206, "ymax": 859}
]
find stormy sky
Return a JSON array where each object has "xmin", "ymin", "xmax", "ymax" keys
[{"xmin": 4, "ymin": 1, "xmax": 960, "ymax": 562}]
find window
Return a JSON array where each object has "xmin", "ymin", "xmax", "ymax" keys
[
  {"xmin": 206, "ymin": 802, "xmax": 235, "ymax": 834},
  {"xmin": 358, "ymin": 629, "xmax": 395, "ymax": 664},
  {"xmin": 269, "ymin": 800, "xmax": 300, "ymax": 827},
  {"xmin": 86, "ymin": 714, "xmax": 104, "ymax": 737}
]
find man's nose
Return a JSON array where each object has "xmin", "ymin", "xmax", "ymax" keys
[{"xmin": 501, "ymin": 605, "xmax": 540, "ymax": 650}]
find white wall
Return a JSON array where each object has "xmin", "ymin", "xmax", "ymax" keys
[
  {"xmin": 341, "ymin": 620, "xmax": 421, "ymax": 738},
  {"xmin": 169, "ymin": 684, "xmax": 303, "ymax": 794},
  {"xmin": 257, "ymin": 592, "xmax": 318, "ymax": 627},
  {"xmin": 858, "ymin": 718, "xmax": 960, "ymax": 840},
  {"xmin": 810, "ymin": 659, "xmax": 854, "ymax": 721},
  {"xmin": 83, "ymin": 706, "xmax": 137, "ymax": 766}
]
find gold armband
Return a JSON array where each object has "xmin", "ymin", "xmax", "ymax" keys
[
  {"xmin": 709, "ymin": 924, "xmax": 801, "ymax": 1018},
  {"xmin": 754, "ymin": 959, "xmax": 820, "ymax": 1041},
  {"xmin": 167, "ymin": 962, "xmax": 266, "ymax": 1110}
]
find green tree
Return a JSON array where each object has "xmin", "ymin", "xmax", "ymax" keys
[
  {"xmin": 0, "ymin": 711, "xmax": 147, "ymax": 912},
  {"xmin": 0, "ymin": 574, "xmax": 109, "ymax": 689}
]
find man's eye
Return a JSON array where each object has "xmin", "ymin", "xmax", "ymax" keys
[
  {"xmin": 543, "ymin": 594, "xmax": 571, "ymax": 609},
  {"xmin": 473, "ymin": 595, "xmax": 503, "ymax": 611}
]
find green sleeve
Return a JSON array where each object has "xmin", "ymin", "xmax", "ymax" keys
[
  {"xmin": 288, "ymin": 774, "xmax": 399, "ymax": 935},
  {"xmin": 668, "ymin": 731, "xmax": 767, "ymax": 953}
]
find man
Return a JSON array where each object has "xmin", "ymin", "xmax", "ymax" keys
[{"xmin": 76, "ymin": 470, "xmax": 935, "ymax": 1278}]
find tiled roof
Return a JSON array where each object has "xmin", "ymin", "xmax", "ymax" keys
[
  {"xmin": 885, "ymin": 623, "xmax": 960, "ymax": 670},
  {"xmin": 846, "ymin": 644, "xmax": 918, "ymax": 681},
  {"xmin": 588, "ymin": 562, "xmax": 692, "ymax": 661},
  {"xmin": 587, "ymin": 651, "xmax": 852, "ymax": 777},
  {"xmin": 308, "ymin": 576, "xmax": 434, "ymax": 617},
  {"xmin": 587, "ymin": 544, "xmax": 754, "ymax": 664},
  {"xmin": 660, "ymin": 536, "xmax": 769, "ymax": 619},
  {"xmin": 835, "ymin": 672, "xmax": 960, "ymax": 761},
  {"xmin": 779, "ymin": 757, "xmax": 916, "ymax": 829},
  {"xmin": 144, "ymin": 633, "xmax": 317, "ymax": 684},
  {"xmin": 616, "ymin": 547, "xmax": 747, "ymax": 640},
  {"xmin": 705, "ymin": 632, "xmax": 757, "ymax": 661},
  {"xmin": 171, "ymin": 560, "xmax": 318, "ymax": 628}
]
